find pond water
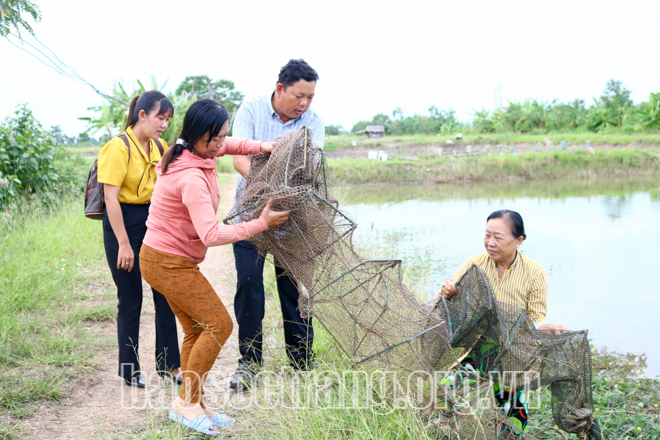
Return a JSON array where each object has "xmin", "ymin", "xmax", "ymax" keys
[{"xmin": 339, "ymin": 179, "xmax": 660, "ymax": 375}]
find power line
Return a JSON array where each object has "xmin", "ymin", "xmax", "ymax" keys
[
  {"xmin": 5, "ymin": 31, "xmax": 129, "ymax": 105},
  {"xmin": 5, "ymin": 32, "xmax": 204, "ymax": 117}
]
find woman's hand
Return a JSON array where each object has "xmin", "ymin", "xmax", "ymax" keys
[
  {"xmin": 117, "ymin": 243, "xmax": 135, "ymax": 272},
  {"xmin": 259, "ymin": 199, "xmax": 290, "ymax": 228},
  {"xmin": 537, "ymin": 323, "xmax": 568, "ymax": 335},
  {"xmin": 259, "ymin": 142, "xmax": 276, "ymax": 154},
  {"xmin": 438, "ymin": 280, "xmax": 458, "ymax": 299}
]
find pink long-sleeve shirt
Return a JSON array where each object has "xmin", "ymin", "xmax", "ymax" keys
[{"xmin": 143, "ymin": 138, "xmax": 268, "ymax": 263}]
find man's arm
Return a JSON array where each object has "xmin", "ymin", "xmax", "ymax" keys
[
  {"xmin": 310, "ymin": 115, "xmax": 325, "ymax": 148},
  {"xmin": 233, "ymin": 156, "xmax": 250, "ymax": 177},
  {"xmin": 232, "ymin": 100, "xmax": 255, "ymax": 175}
]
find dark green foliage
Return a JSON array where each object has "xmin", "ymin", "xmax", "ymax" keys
[
  {"xmin": 48, "ymin": 125, "xmax": 68, "ymax": 146},
  {"xmin": 639, "ymin": 92, "xmax": 660, "ymax": 129},
  {"xmin": 325, "ymin": 124, "xmax": 344, "ymax": 136},
  {"xmin": 175, "ymin": 75, "xmax": 245, "ymax": 114},
  {"xmin": 468, "ymin": 80, "xmax": 647, "ymax": 134},
  {"xmin": 351, "ymin": 109, "xmax": 462, "ymax": 135},
  {"xmin": 350, "ymin": 119, "xmax": 370, "ymax": 133},
  {"xmin": 600, "ymin": 79, "xmax": 633, "ymax": 110},
  {"xmin": 0, "ymin": 105, "xmax": 82, "ymax": 210},
  {"xmin": 0, "ymin": 0, "xmax": 41, "ymax": 37},
  {"xmin": 80, "ymin": 75, "xmax": 246, "ymax": 143}
]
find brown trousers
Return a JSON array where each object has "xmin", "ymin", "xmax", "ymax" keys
[{"xmin": 140, "ymin": 244, "xmax": 233, "ymax": 403}]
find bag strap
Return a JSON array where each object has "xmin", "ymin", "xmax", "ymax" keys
[
  {"xmin": 117, "ymin": 132, "xmax": 164, "ymax": 161},
  {"xmin": 117, "ymin": 133, "xmax": 131, "ymax": 165}
]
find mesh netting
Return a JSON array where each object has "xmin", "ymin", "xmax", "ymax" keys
[{"xmin": 224, "ymin": 127, "xmax": 602, "ymax": 439}]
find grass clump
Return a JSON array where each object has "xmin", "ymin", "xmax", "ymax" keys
[
  {"xmin": 528, "ymin": 348, "xmax": 660, "ymax": 439},
  {"xmin": 328, "ymin": 149, "xmax": 660, "ymax": 184},
  {"xmin": 324, "ymin": 132, "xmax": 660, "ymax": 152},
  {"xmin": 0, "ymin": 197, "xmax": 114, "ymax": 429}
]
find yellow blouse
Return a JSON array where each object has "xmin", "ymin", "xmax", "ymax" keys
[
  {"xmin": 450, "ymin": 252, "xmax": 548, "ymax": 324},
  {"xmin": 97, "ymin": 127, "xmax": 168, "ymax": 204}
]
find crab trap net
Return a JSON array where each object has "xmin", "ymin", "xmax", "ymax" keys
[{"xmin": 224, "ymin": 127, "xmax": 603, "ymax": 440}]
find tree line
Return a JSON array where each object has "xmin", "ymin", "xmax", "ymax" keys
[
  {"xmin": 79, "ymin": 75, "xmax": 244, "ymax": 144},
  {"xmin": 346, "ymin": 79, "xmax": 660, "ymax": 136}
]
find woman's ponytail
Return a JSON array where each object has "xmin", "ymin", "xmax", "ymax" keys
[
  {"xmin": 161, "ymin": 140, "xmax": 191, "ymax": 175},
  {"xmin": 124, "ymin": 95, "xmax": 141, "ymax": 130}
]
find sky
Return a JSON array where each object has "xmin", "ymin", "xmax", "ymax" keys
[{"xmin": 1, "ymin": 0, "xmax": 660, "ymax": 137}]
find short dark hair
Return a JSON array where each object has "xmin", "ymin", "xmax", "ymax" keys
[
  {"xmin": 487, "ymin": 209, "xmax": 527, "ymax": 240},
  {"xmin": 277, "ymin": 59, "xmax": 319, "ymax": 89}
]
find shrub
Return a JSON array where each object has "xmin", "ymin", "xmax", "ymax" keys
[{"xmin": 0, "ymin": 105, "xmax": 82, "ymax": 210}]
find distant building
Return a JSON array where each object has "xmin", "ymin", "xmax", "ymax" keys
[{"xmin": 355, "ymin": 125, "xmax": 385, "ymax": 139}]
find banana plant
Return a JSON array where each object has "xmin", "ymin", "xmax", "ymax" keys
[
  {"xmin": 586, "ymin": 99, "xmax": 618, "ymax": 132},
  {"xmin": 638, "ymin": 92, "xmax": 660, "ymax": 129},
  {"xmin": 79, "ymin": 76, "xmax": 181, "ymax": 141}
]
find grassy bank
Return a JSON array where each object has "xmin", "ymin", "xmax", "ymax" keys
[
  {"xmin": 0, "ymin": 198, "xmax": 114, "ymax": 438},
  {"xmin": 328, "ymin": 149, "xmax": 660, "ymax": 185},
  {"xmin": 336, "ymin": 176, "xmax": 660, "ymax": 206},
  {"xmin": 3, "ymin": 169, "xmax": 659, "ymax": 439},
  {"xmin": 237, "ymin": 234, "xmax": 660, "ymax": 439},
  {"xmin": 324, "ymin": 132, "xmax": 660, "ymax": 152},
  {"xmin": 237, "ymin": 236, "xmax": 660, "ymax": 439}
]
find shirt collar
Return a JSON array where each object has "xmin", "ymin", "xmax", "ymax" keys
[
  {"xmin": 489, "ymin": 250, "xmax": 520, "ymax": 269},
  {"xmin": 268, "ymin": 92, "xmax": 302, "ymax": 125},
  {"xmin": 125, "ymin": 126, "xmax": 158, "ymax": 162}
]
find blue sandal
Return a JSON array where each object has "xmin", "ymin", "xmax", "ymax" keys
[
  {"xmin": 169, "ymin": 411, "xmax": 220, "ymax": 436},
  {"xmin": 211, "ymin": 412, "xmax": 236, "ymax": 428}
]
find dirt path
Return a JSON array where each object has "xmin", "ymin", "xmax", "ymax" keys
[{"xmin": 24, "ymin": 174, "xmax": 267, "ymax": 440}]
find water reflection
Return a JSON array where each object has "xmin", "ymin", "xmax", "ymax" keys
[{"xmin": 341, "ymin": 178, "xmax": 660, "ymax": 375}]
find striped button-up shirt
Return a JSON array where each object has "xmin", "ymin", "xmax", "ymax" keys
[
  {"xmin": 231, "ymin": 93, "xmax": 324, "ymax": 207},
  {"xmin": 450, "ymin": 252, "xmax": 548, "ymax": 325}
]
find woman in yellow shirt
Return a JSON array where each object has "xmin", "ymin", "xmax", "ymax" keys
[
  {"xmin": 97, "ymin": 91, "xmax": 181, "ymax": 387},
  {"xmin": 438, "ymin": 209, "xmax": 567, "ymax": 435}
]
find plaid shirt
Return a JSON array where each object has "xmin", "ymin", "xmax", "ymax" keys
[{"xmin": 231, "ymin": 93, "xmax": 324, "ymax": 207}]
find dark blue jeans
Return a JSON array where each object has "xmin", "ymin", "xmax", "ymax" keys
[
  {"xmin": 232, "ymin": 240, "xmax": 314, "ymax": 367},
  {"xmin": 103, "ymin": 203, "xmax": 180, "ymax": 379}
]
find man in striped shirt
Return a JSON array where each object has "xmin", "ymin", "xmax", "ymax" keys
[{"xmin": 230, "ymin": 60, "xmax": 324, "ymax": 390}]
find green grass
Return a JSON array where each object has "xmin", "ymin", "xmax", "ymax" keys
[
  {"xmin": 528, "ymin": 348, "xmax": 660, "ymax": 439},
  {"xmin": 0, "ymin": 197, "xmax": 114, "ymax": 431},
  {"xmin": 324, "ymin": 132, "xmax": 660, "ymax": 152},
  {"xmin": 327, "ymin": 149, "xmax": 660, "ymax": 185},
  {"xmin": 64, "ymin": 145, "xmax": 100, "ymax": 157},
  {"xmin": 335, "ymin": 176, "xmax": 660, "ymax": 206},
  {"xmin": 2, "ymin": 158, "xmax": 657, "ymax": 438}
]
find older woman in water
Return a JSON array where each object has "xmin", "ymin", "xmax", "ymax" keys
[{"xmin": 438, "ymin": 209, "xmax": 567, "ymax": 436}]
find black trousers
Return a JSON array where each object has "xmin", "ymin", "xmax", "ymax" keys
[
  {"xmin": 103, "ymin": 203, "xmax": 180, "ymax": 379},
  {"xmin": 232, "ymin": 240, "xmax": 314, "ymax": 367}
]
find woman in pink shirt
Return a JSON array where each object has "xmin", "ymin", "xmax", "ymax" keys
[{"xmin": 140, "ymin": 99, "xmax": 289, "ymax": 435}]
